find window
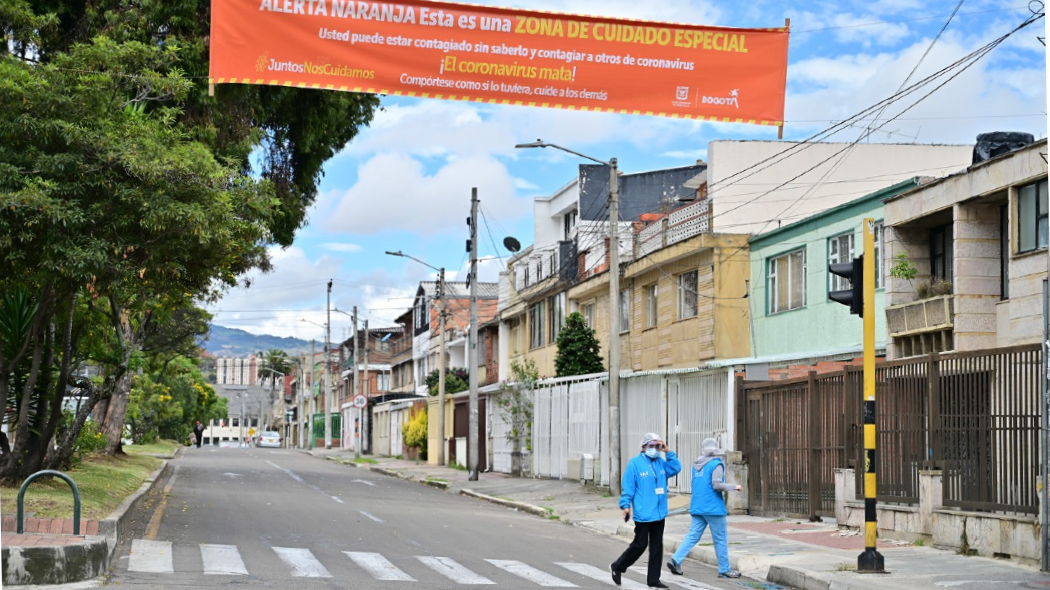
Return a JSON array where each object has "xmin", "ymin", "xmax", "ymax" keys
[
  {"xmin": 828, "ymin": 233, "xmax": 854, "ymax": 292},
  {"xmin": 619, "ymin": 288, "xmax": 630, "ymax": 332},
  {"xmin": 582, "ymin": 301, "xmax": 595, "ymax": 327},
  {"xmin": 563, "ymin": 210, "xmax": 578, "ymax": 240},
  {"xmin": 873, "ymin": 222, "xmax": 884, "ymax": 289},
  {"xmin": 548, "ymin": 293, "xmax": 565, "ymax": 343},
  {"xmin": 1018, "ymin": 179, "xmax": 1049, "ymax": 253},
  {"xmin": 529, "ymin": 303, "xmax": 545, "ymax": 349},
  {"xmin": 1000, "ymin": 205, "xmax": 1009, "ymax": 300},
  {"xmin": 510, "ymin": 318, "xmax": 521, "ymax": 354},
  {"xmin": 930, "ymin": 224, "xmax": 953, "ymax": 281},
  {"xmin": 377, "ymin": 373, "xmax": 390, "ymax": 391},
  {"xmin": 646, "ymin": 284, "xmax": 659, "ymax": 328},
  {"xmin": 677, "ymin": 270, "xmax": 698, "ymax": 320},
  {"xmin": 768, "ymin": 249, "xmax": 806, "ymax": 314}
]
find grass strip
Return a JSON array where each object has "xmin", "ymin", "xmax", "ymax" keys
[{"xmin": 0, "ymin": 452, "xmax": 162, "ymax": 520}]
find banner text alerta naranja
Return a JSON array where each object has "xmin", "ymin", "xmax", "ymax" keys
[{"xmin": 210, "ymin": 0, "xmax": 790, "ymax": 126}]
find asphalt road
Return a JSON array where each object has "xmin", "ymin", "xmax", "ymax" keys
[{"xmin": 104, "ymin": 448, "xmax": 768, "ymax": 590}]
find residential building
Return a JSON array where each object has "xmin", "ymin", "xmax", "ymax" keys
[
  {"xmin": 745, "ymin": 178, "xmax": 923, "ymax": 368},
  {"xmin": 215, "ymin": 355, "xmax": 259, "ymax": 385},
  {"xmin": 389, "ymin": 308, "xmax": 415, "ymax": 393},
  {"xmin": 883, "ymin": 136, "xmax": 1048, "ymax": 358}
]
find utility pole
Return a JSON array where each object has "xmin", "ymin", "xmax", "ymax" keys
[
  {"xmin": 299, "ymin": 354, "xmax": 306, "ymax": 449},
  {"xmin": 353, "ymin": 307, "xmax": 360, "ymax": 459},
  {"xmin": 239, "ymin": 395, "xmax": 245, "ymax": 447},
  {"xmin": 362, "ymin": 319, "xmax": 369, "ymax": 457},
  {"xmin": 608, "ymin": 158, "xmax": 622, "ymax": 497},
  {"xmin": 468, "ymin": 187, "xmax": 480, "ymax": 481},
  {"xmin": 325, "ymin": 279, "xmax": 333, "ymax": 449},
  {"xmin": 437, "ymin": 268, "xmax": 447, "ymax": 466}
]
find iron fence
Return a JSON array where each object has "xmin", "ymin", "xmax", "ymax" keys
[{"xmin": 740, "ymin": 343, "xmax": 1042, "ymax": 518}]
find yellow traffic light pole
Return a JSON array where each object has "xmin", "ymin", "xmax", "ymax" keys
[{"xmin": 858, "ymin": 218, "xmax": 885, "ymax": 573}]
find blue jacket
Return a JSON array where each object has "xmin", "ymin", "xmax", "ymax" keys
[
  {"xmin": 688, "ymin": 457, "xmax": 728, "ymax": 516},
  {"xmin": 619, "ymin": 451, "xmax": 682, "ymax": 522}
]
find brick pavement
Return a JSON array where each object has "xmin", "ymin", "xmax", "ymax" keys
[
  {"xmin": 729, "ymin": 521, "xmax": 903, "ymax": 551},
  {"xmin": 0, "ymin": 514, "xmax": 101, "ymax": 544}
]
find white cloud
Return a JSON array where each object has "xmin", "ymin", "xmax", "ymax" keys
[
  {"xmin": 322, "ymin": 242, "xmax": 363, "ymax": 253},
  {"xmin": 321, "ymin": 153, "xmax": 524, "ymax": 235}
]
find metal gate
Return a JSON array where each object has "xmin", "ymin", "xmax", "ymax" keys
[{"xmin": 740, "ymin": 372, "xmax": 846, "ymax": 519}]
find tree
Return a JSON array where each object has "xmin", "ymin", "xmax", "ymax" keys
[
  {"xmin": 494, "ymin": 359, "xmax": 538, "ymax": 477},
  {"xmin": 0, "ymin": 1, "xmax": 379, "ymax": 483},
  {"xmin": 258, "ymin": 349, "xmax": 292, "ymax": 390},
  {"xmin": 403, "ymin": 406, "xmax": 428, "ymax": 460},
  {"xmin": 425, "ymin": 368, "xmax": 468, "ymax": 397},
  {"xmin": 554, "ymin": 312, "xmax": 605, "ymax": 377}
]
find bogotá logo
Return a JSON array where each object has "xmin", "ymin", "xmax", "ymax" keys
[
  {"xmin": 255, "ymin": 54, "xmax": 269, "ymax": 73},
  {"xmin": 701, "ymin": 89, "xmax": 740, "ymax": 109}
]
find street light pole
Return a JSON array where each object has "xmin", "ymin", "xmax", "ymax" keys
[
  {"xmin": 325, "ymin": 280, "xmax": 333, "ymax": 449},
  {"xmin": 514, "ymin": 139, "xmax": 622, "ymax": 496},
  {"xmin": 437, "ymin": 269, "xmax": 447, "ymax": 466},
  {"xmin": 468, "ymin": 188, "xmax": 480, "ymax": 481},
  {"xmin": 607, "ymin": 158, "xmax": 621, "ymax": 498},
  {"xmin": 386, "ymin": 251, "xmax": 447, "ymax": 466},
  {"xmin": 353, "ymin": 307, "xmax": 360, "ymax": 460}
]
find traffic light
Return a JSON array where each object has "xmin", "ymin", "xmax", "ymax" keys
[{"xmin": 829, "ymin": 254, "xmax": 864, "ymax": 317}]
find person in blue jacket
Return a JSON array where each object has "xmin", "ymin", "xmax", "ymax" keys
[
  {"xmin": 666, "ymin": 437, "xmax": 742, "ymax": 579},
  {"xmin": 610, "ymin": 432, "xmax": 681, "ymax": 588}
]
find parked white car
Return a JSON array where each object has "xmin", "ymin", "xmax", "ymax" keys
[{"xmin": 257, "ymin": 431, "xmax": 281, "ymax": 448}]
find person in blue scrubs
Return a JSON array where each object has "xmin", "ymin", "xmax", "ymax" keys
[{"xmin": 610, "ymin": 432, "xmax": 681, "ymax": 588}]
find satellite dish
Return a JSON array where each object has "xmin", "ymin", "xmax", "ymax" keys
[{"xmin": 504, "ymin": 237, "xmax": 521, "ymax": 253}]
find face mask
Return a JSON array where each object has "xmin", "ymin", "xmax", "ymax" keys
[{"xmin": 645, "ymin": 448, "xmax": 659, "ymax": 459}]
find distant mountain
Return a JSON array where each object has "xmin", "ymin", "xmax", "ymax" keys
[{"xmin": 203, "ymin": 324, "xmax": 317, "ymax": 358}]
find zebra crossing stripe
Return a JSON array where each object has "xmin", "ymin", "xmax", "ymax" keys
[
  {"xmin": 555, "ymin": 563, "xmax": 649, "ymax": 589},
  {"xmin": 272, "ymin": 547, "xmax": 332, "ymax": 578},
  {"xmin": 627, "ymin": 567, "xmax": 720, "ymax": 590},
  {"xmin": 129, "ymin": 540, "xmax": 173, "ymax": 573},
  {"xmin": 417, "ymin": 556, "xmax": 496, "ymax": 584},
  {"xmin": 486, "ymin": 559, "xmax": 578, "ymax": 587},
  {"xmin": 201, "ymin": 544, "xmax": 248, "ymax": 575},
  {"xmin": 344, "ymin": 552, "xmax": 415, "ymax": 581}
]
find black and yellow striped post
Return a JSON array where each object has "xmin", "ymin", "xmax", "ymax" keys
[{"xmin": 857, "ymin": 218, "xmax": 885, "ymax": 573}]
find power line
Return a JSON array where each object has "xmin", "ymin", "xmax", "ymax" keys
[{"xmin": 791, "ymin": 4, "xmax": 1028, "ymax": 33}]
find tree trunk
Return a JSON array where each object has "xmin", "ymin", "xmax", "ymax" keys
[{"xmin": 101, "ymin": 374, "xmax": 132, "ymax": 455}]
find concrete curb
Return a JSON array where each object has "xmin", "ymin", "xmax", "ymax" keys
[
  {"xmin": 459, "ymin": 489, "xmax": 554, "ymax": 518},
  {"xmin": 766, "ymin": 564, "xmax": 889, "ymax": 590},
  {"xmin": 1, "ymin": 537, "xmax": 109, "ymax": 586},
  {"xmin": 3, "ymin": 452, "xmax": 176, "ymax": 587}
]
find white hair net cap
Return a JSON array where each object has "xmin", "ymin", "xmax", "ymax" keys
[{"xmin": 640, "ymin": 433, "xmax": 662, "ymax": 448}]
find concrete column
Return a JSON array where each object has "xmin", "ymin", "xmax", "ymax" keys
[{"xmin": 919, "ymin": 470, "xmax": 943, "ymax": 536}]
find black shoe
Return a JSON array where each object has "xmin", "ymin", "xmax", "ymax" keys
[
  {"xmin": 610, "ymin": 564, "xmax": 621, "ymax": 586},
  {"xmin": 667, "ymin": 560, "xmax": 683, "ymax": 576},
  {"xmin": 718, "ymin": 569, "xmax": 741, "ymax": 579},
  {"xmin": 648, "ymin": 582, "xmax": 669, "ymax": 588}
]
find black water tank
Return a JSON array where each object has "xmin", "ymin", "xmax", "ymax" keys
[{"xmin": 972, "ymin": 131, "xmax": 1034, "ymax": 164}]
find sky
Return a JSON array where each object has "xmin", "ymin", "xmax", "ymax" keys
[{"xmin": 206, "ymin": 0, "xmax": 1049, "ymax": 345}]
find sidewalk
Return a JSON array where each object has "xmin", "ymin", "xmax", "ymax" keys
[{"xmin": 311, "ymin": 448, "xmax": 1049, "ymax": 590}]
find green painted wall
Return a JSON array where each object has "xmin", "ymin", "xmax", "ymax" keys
[{"xmin": 747, "ymin": 180, "xmax": 918, "ymax": 359}]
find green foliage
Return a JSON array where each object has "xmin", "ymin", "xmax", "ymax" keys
[
  {"xmin": 403, "ymin": 406, "xmax": 428, "ymax": 459},
  {"xmin": 916, "ymin": 279, "xmax": 953, "ymax": 299},
  {"xmin": 425, "ymin": 367, "xmax": 468, "ymax": 397},
  {"xmin": 59, "ymin": 413, "xmax": 106, "ymax": 465},
  {"xmin": 257, "ymin": 349, "xmax": 292, "ymax": 389},
  {"xmin": 495, "ymin": 359, "xmax": 539, "ymax": 453},
  {"xmin": 889, "ymin": 252, "xmax": 919, "ymax": 281},
  {"xmin": 554, "ymin": 312, "xmax": 604, "ymax": 377}
]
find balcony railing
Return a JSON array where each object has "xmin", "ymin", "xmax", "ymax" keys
[{"xmin": 635, "ymin": 199, "xmax": 710, "ymax": 258}]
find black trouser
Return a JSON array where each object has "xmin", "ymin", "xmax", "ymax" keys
[
  {"xmin": 612, "ymin": 518, "xmax": 665, "ymax": 585},
  {"xmin": 195, "ymin": 434, "xmax": 203, "ymax": 448}
]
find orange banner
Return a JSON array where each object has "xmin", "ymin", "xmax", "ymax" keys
[{"xmin": 210, "ymin": 0, "xmax": 789, "ymax": 125}]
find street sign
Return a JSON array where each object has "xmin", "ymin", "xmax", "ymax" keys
[
  {"xmin": 352, "ymin": 394, "xmax": 368, "ymax": 409},
  {"xmin": 248, "ymin": 428, "xmax": 256, "ymax": 436}
]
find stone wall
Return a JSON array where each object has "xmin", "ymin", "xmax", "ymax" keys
[{"xmin": 834, "ymin": 468, "xmax": 1039, "ymax": 567}]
